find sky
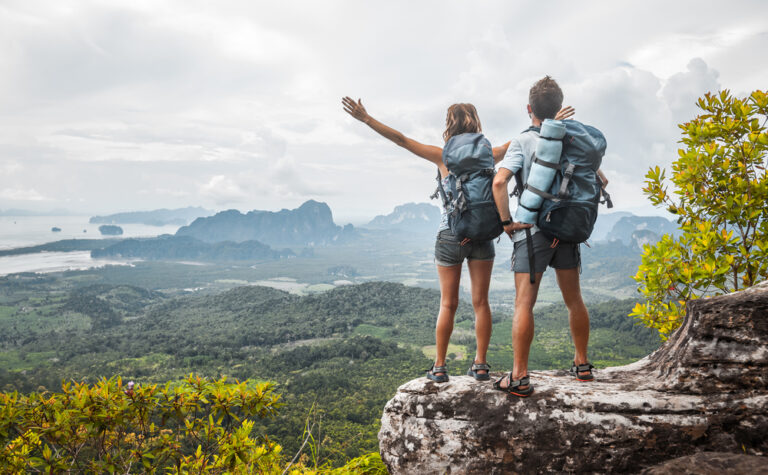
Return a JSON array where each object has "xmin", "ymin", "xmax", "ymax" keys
[{"xmin": 1, "ymin": 1, "xmax": 766, "ymax": 224}]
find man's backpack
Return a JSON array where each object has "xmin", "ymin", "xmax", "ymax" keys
[
  {"xmin": 511, "ymin": 121, "xmax": 613, "ymax": 284},
  {"xmin": 431, "ymin": 133, "xmax": 503, "ymax": 241},
  {"xmin": 513, "ymin": 121, "xmax": 612, "ymax": 244}
]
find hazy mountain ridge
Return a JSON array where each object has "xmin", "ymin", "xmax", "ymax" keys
[
  {"xmin": 591, "ymin": 211, "xmax": 634, "ymax": 242},
  {"xmin": 366, "ymin": 202, "xmax": 441, "ymax": 232},
  {"xmin": 608, "ymin": 215, "xmax": 681, "ymax": 248},
  {"xmin": 90, "ymin": 207, "xmax": 214, "ymax": 226},
  {"xmin": 176, "ymin": 200, "xmax": 356, "ymax": 247}
]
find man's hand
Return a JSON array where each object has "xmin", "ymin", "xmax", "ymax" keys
[
  {"xmin": 503, "ymin": 221, "xmax": 533, "ymax": 238},
  {"xmin": 555, "ymin": 106, "xmax": 575, "ymax": 121}
]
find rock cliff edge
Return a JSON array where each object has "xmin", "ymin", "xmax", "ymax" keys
[{"xmin": 379, "ymin": 281, "xmax": 768, "ymax": 474}]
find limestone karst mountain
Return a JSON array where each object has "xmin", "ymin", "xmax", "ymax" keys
[
  {"xmin": 366, "ymin": 202, "xmax": 442, "ymax": 233},
  {"xmin": 175, "ymin": 200, "xmax": 355, "ymax": 247}
]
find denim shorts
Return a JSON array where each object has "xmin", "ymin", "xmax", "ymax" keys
[
  {"xmin": 434, "ymin": 229, "xmax": 495, "ymax": 267},
  {"xmin": 512, "ymin": 231, "xmax": 580, "ymax": 274}
]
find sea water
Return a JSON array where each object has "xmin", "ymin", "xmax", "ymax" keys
[{"xmin": 0, "ymin": 216, "xmax": 180, "ymax": 275}]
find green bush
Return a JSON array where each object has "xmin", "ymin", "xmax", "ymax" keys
[{"xmin": 0, "ymin": 375, "xmax": 386, "ymax": 474}]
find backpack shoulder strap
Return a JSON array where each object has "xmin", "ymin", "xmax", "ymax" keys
[
  {"xmin": 509, "ymin": 127, "xmax": 541, "ymax": 200},
  {"xmin": 430, "ymin": 169, "xmax": 450, "ymax": 207},
  {"xmin": 510, "ymin": 169, "xmax": 524, "ymax": 200},
  {"xmin": 597, "ymin": 174, "xmax": 614, "ymax": 208}
]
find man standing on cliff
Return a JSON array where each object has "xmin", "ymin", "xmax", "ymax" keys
[{"xmin": 491, "ymin": 76, "xmax": 599, "ymax": 396}]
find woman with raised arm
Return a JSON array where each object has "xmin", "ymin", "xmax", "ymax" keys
[{"xmin": 342, "ymin": 97, "xmax": 574, "ymax": 383}]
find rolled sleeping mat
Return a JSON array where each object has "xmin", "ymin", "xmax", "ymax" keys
[{"xmin": 514, "ymin": 119, "xmax": 567, "ymax": 224}]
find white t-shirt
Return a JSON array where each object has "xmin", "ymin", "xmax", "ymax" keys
[{"xmin": 497, "ymin": 128, "xmax": 541, "ymax": 243}]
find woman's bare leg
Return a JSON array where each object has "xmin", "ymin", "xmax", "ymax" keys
[
  {"xmin": 467, "ymin": 259, "xmax": 494, "ymax": 374},
  {"xmin": 434, "ymin": 263, "xmax": 462, "ymax": 375}
]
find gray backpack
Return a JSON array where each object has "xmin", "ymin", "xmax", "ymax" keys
[
  {"xmin": 431, "ymin": 133, "xmax": 503, "ymax": 241},
  {"xmin": 515, "ymin": 122, "xmax": 613, "ymax": 243},
  {"xmin": 513, "ymin": 122, "xmax": 613, "ymax": 283}
]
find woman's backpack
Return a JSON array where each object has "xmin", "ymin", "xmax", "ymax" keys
[{"xmin": 431, "ymin": 133, "xmax": 503, "ymax": 241}]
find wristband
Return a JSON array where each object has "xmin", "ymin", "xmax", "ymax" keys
[{"xmin": 500, "ymin": 219, "xmax": 512, "ymax": 226}]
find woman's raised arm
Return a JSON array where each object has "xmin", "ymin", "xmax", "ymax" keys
[
  {"xmin": 493, "ymin": 141, "xmax": 511, "ymax": 163},
  {"xmin": 342, "ymin": 97, "xmax": 444, "ymax": 167}
]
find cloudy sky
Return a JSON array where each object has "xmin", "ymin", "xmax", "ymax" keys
[{"xmin": 1, "ymin": 1, "xmax": 766, "ymax": 223}]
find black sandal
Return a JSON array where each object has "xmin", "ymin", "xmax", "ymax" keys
[
  {"xmin": 493, "ymin": 372, "xmax": 534, "ymax": 397},
  {"xmin": 426, "ymin": 364, "xmax": 449, "ymax": 383},
  {"xmin": 467, "ymin": 362, "xmax": 491, "ymax": 381},
  {"xmin": 570, "ymin": 362, "xmax": 595, "ymax": 382}
]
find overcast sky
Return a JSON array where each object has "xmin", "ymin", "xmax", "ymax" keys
[{"xmin": 1, "ymin": 1, "xmax": 766, "ymax": 223}]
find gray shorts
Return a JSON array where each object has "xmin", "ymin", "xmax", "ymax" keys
[
  {"xmin": 512, "ymin": 232, "xmax": 580, "ymax": 274},
  {"xmin": 434, "ymin": 229, "xmax": 495, "ymax": 267}
]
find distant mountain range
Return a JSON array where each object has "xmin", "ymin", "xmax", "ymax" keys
[
  {"xmin": 591, "ymin": 211, "xmax": 634, "ymax": 242},
  {"xmin": 7, "ymin": 199, "xmax": 682, "ymax": 263},
  {"xmin": 366, "ymin": 203, "xmax": 441, "ymax": 233},
  {"xmin": 362, "ymin": 204, "xmax": 680, "ymax": 249},
  {"xmin": 175, "ymin": 200, "xmax": 355, "ymax": 247},
  {"xmin": 89, "ymin": 207, "xmax": 214, "ymax": 226},
  {"xmin": 607, "ymin": 215, "xmax": 681, "ymax": 248}
]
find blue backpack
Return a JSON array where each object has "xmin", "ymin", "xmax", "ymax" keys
[
  {"xmin": 431, "ymin": 133, "xmax": 503, "ymax": 241},
  {"xmin": 514, "ymin": 121, "xmax": 613, "ymax": 244}
]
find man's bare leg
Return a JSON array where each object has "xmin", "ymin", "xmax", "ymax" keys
[
  {"xmin": 499, "ymin": 271, "xmax": 543, "ymax": 388},
  {"xmin": 555, "ymin": 267, "xmax": 591, "ymax": 376}
]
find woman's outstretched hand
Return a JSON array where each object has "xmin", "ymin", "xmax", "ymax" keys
[
  {"xmin": 555, "ymin": 106, "xmax": 575, "ymax": 121},
  {"xmin": 342, "ymin": 97, "xmax": 370, "ymax": 123}
]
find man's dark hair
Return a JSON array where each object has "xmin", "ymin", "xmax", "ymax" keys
[{"xmin": 529, "ymin": 76, "xmax": 563, "ymax": 120}]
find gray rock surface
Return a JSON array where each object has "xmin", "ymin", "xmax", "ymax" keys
[
  {"xmin": 379, "ymin": 281, "xmax": 768, "ymax": 474},
  {"xmin": 640, "ymin": 452, "xmax": 768, "ymax": 474}
]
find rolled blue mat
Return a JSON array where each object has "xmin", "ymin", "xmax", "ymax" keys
[{"xmin": 514, "ymin": 119, "xmax": 566, "ymax": 224}]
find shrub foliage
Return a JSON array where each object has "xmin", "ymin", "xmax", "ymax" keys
[
  {"xmin": 0, "ymin": 375, "xmax": 385, "ymax": 474},
  {"xmin": 632, "ymin": 90, "xmax": 768, "ymax": 337}
]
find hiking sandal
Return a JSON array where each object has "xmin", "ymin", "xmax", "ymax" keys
[
  {"xmin": 467, "ymin": 362, "xmax": 491, "ymax": 381},
  {"xmin": 493, "ymin": 372, "xmax": 534, "ymax": 397},
  {"xmin": 570, "ymin": 362, "xmax": 595, "ymax": 382},
  {"xmin": 426, "ymin": 364, "xmax": 449, "ymax": 383}
]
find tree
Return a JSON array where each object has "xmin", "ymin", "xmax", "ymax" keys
[{"xmin": 631, "ymin": 90, "xmax": 768, "ymax": 338}]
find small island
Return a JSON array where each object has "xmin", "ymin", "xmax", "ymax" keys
[
  {"xmin": 51, "ymin": 227, "xmax": 61, "ymax": 233},
  {"xmin": 98, "ymin": 225, "xmax": 124, "ymax": 236}
]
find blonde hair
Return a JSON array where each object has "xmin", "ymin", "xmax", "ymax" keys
[{"xmin": 443, "ymin": 103, "xmax": 482, "ymax": 142}]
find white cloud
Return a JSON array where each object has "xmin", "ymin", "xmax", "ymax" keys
[
  {"xmin": 662, "ymin": 58, "xmax": 721, "ymax": 122},
  {"xmin": 0, "ymin": 0, "xmax": 765, "ymax": 218},
  {"xmin": 628, "ymin": 27, "xmax": 760, "ymax": 79},
  {"xmin": 199, "ymin": 175, "xmax": 248, "ymax": 205}
]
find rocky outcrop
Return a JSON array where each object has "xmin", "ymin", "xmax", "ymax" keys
[{"xmin": 379, "ymin": 281, "xmax": 768, "ymax": 474}]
